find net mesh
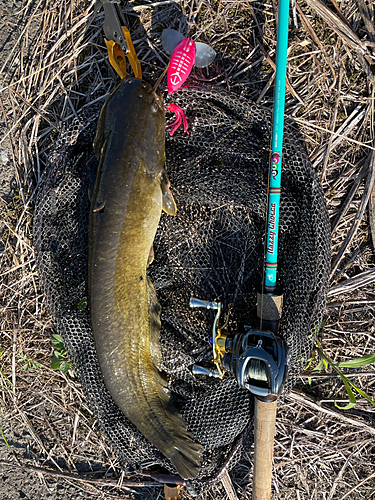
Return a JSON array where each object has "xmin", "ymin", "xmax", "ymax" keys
[{"xmin": 33, "ymin": 85, "xmax": 330, "ymax": 487}]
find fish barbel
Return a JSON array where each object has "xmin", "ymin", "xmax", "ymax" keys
[{"xmin": 89, "ymin": 78, "xmax": 202, "ymax": 479}]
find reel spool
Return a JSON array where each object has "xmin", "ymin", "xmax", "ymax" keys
[{"xmin": 190, "ymin": 298, "xmax": 289, "ymax": 398}]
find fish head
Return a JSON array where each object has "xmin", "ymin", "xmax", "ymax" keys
[{"xmin": 93, "ymin": 79, "xmax": 166, "ymax": 171}]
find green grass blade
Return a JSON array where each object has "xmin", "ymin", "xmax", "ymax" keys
[
  {"xmin": 337, "ymin": 353, "xmax": 375, "ymax": 368},
  {"xmin": 346, "ymin": 379, "xmax": 375, "ymax": 406},
  {"xmin": 312, "ymin": 359, "xmax": 325, "ymax": 372},
  {"xmin": 0, "ymin": 384, "xmax": 16, "ymax": 395},
  {"xmin": 331, "ymin": 366, "xmax": 357, "ymax": 410},
  {"xmin": 0, "ymin": 425, "xmax": 10, "ymax": 448}
]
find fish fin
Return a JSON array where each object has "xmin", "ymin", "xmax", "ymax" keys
[
  {"xmin": 90, "ymin": 135, "xmax": 109, "ymax": 211},
  {"xmin": 162, "ymin": 397, "xmax": 203, "ymax": 478},
  {"xmin": 147, "ymin": 246, "xmax": 155, "ymax": 267},
  {"xmin": 162, "ymin": 192, "xmax": 177, "ymax": 215},
  {"xmin": 93, "ymin": 200, "xmax": 106, "ymax": 213},
  {"xmin": 93, "ymin": 102, "xmax": 110, "ymax": 158},
  {"xmin": 161, "ymin": 171, "xmax": 177, "ymax": 215},
  {"xmin": 148, "ymin": 378, "xmax": 203, "ymax": 478},
  {"xmin": 87, "ymin": 155, "xmax": 99, "ymax": 201},
  {"xmin": 156, "ymin": 371, "xmax": 170, "ymax": 391},
  {"xmin": 147, "ymin": 278, "xmax": 163, "ymax": 370},
  {"xmin": 146, "ymin": 279, "xmax": 202, "ymax": 479},
  {"xmin": 167, "ymin": 437, "xmax": 203, "ymax": 479}
]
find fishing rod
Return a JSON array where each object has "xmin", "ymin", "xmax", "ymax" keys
[
  {"xmin": 253, "ymin": 0, "xmax": 290, "ymax": 497},
  {"xmin": 190, "ymin": 0, "xmax": 291, "ymax": 498},
  {"xmin": 96, "ymin": 0, "xmax": 290, "ymax": 496}
]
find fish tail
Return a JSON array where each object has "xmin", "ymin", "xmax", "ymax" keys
[
  {"xmin": 167, "ymin": 438, "xmax": 203, "ymax": 479},
  {"xmin": 148, "ymin": 278, "xmax": 202, "ymax": 478},
  {"xmin": 161, "ymin": 404, "xmax": 202, "ymax": 479}
]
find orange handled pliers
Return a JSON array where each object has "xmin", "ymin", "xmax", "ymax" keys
[{"xmin": 95, "ymin": 0, "xmax": 142, "ymax": 79}]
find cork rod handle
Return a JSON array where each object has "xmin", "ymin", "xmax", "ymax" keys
[{"xmin": 252, "ymin": 397, "xmax": 278, "ymax": 500}]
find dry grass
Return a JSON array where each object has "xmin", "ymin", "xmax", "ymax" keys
[{"xmin": 0, "ymin": 0, "xmax": 375, "ymax": 498}]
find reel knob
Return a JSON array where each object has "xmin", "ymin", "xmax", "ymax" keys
[{"xmin": 189, "ymin": 297, "xmax": 221, "ymax": 310}]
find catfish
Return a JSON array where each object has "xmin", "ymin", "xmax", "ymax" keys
[{"xmin": 89, "ymin": 78, "xmax": 202, "ymax": 479}]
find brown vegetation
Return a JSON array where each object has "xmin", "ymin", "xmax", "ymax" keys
[{"xmin": 0, "ymin": 0, "xmax": 374, "ymax": 498}]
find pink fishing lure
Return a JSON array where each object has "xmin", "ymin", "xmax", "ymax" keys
[
  {"xmin": 167, "ymin": 38, "xmax": 196, "ymax": 94},
  {"xmin": 166, "ymin": 103, "xmax": 189, "ymax": 136}
]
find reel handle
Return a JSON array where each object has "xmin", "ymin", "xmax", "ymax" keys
[{"xmin": 189, "ymin": 297, "xmax": 221, "ymax": 310}]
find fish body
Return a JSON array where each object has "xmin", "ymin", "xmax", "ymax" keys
[{"xmin": 89, "ymin": 78, "xmax": 202, "ymax": 479}]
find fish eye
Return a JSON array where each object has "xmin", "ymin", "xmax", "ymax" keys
[{"xmin": 151, "ymin": 101, "xmax": 159, "ymax": 113}]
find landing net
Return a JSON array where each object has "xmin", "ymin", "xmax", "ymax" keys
[{"xmin": 33, "ymin": 85, "xmax": 330, "ymax": 488}]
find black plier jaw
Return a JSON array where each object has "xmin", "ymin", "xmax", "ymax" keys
[{"xmin": 95, "ymin": 0, "xmax": 142, "ymax": 79}]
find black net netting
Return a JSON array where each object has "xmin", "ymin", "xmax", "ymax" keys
[{"xmin": 33, "ymin": 85, "xmax": 330, "ymax": 487}]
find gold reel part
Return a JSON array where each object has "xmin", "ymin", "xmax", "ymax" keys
[
  {"xmin": 164, "ymin": 483, "xmax": 181, "ymax": 500},
  {"xmin": 213, "ymin": 308, "xmax": 230, "ymax": 377},
  {"xmin": 213, "ymin": 329, "xmax": 228, "ymax": 378}
]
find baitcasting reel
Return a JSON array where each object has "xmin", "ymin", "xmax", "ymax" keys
[{"xmin": 190, "ymin": 297, "xmax": 289, "ymax": 398}]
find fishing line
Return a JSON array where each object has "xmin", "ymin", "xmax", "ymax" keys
[{"xmin": 153, "ymin": 63, "xmax": 170, "ymax": 94}]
